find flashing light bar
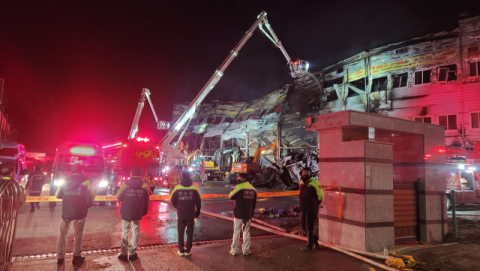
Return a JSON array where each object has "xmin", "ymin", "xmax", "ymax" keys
[
  {"xmin": 102, "ymin": 142, "xmax": 123, "ymax": 149},
  {"xmin": 136, "ymin": 137, "xmax": 150, "ymax": 142},
  {"xmin": 70, "ymin": 147, "xmax": 96, "ymax": 156}
]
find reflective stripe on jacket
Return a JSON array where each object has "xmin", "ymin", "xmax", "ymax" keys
[
  {"xmin": 229, "ymin": 181, "xmax": 257, "ymax": 220},
  {"xmin": 300, "ymin": 177, "xmax": 324, "ymax": 201}
]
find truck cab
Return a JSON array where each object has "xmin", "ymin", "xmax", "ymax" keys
[{"xmin": 50, "ymin": 142, "xmax": 108, "ymax": 206}]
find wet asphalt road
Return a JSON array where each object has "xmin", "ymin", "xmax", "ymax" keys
[{"xmin": 13, "ymin": 185, "xmax": 299, "ymax": 256}]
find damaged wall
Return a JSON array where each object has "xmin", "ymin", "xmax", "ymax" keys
[{"xmin": 172, "ymin": 15, "xmax": 480, "ymax": 160}]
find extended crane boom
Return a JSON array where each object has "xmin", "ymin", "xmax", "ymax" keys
[
  {"xmin": 128, "ymin": 88, "xmax": 169, "ymax": 140},
  {"xmin": 159, "ymin": 11, "xmax": 309, "ymax": 165}
]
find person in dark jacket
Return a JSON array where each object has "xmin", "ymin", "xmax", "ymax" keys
[
  {"xmin": 228, "ymin": 173, "xmax": 257, "ymax": 256},
  {"xmin": 115, "ymin": 167, "xmax": 150, "ymax": 261},
  {"xmin": 55, "ymin": 164, "xmax": 96, "ymax": 265},
  {"xmin": 299, "ymin": 167, "xmax": 324, "ymax": 253},
  {"xmin": 25, "ymin": 165, "xmax": 48, "ymax": 211},
  {"xmin": 171, "ymin": 170, "xmax": 201, "ymax": 256}
]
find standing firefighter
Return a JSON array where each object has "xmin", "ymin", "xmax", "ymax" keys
[
  {"xmin": 116, "ymin": 167, "xmax": 150, "ymax": 261},
  {"xmin": 55, "ymin": 164, "xmax": 96, "ymax": 265},
  {"xmin": 229, "ymin": 173, "xmax": 257, "ymax": 256},
  {"xmin": 25, "ymin": 165, "xmax": 48, "ymax": 212},
  {"xmin": 171, "ymin": 171, "xmax": 201, "ymax": 256},
  {"xmin": 299, "ymin": 167, "xmax": 324, "ymax": 253}
]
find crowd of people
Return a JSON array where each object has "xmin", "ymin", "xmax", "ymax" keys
[{"xmin": 2, "ymin": 163, "xmax": 324, "ymax": 265}]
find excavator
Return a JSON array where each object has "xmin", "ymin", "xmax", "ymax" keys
[
  {"xmin": 156, "ymin": 11, "xmax": 310, "ymax": 168},
  {"xmin": 229, "ymin": 140, "xmax": 278, "ymax": 183}
]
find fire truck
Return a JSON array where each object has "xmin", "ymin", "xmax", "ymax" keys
[
  {"xmin": 446, "ymin": 156, "xmax": 479, "ymax": 208},
  {"xmin": 102, "ymin": 136, "xmax": 169, "ymax": 193}
]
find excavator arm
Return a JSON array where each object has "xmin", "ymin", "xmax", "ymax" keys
[
  {"xmin": 253, "ymin": 140, "xmax": 278, "ymax": 164},
  {"xmin": 159, "ymin": 11, "xmax": 309, "ymax": 165}
]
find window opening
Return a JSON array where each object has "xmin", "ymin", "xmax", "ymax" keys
[
  {"xmin": 371, "ymin": 77, "xmax": 388, "ymax": 92},
  {"xmin": 224, "ymin": 117, "xmax": 234, "ymax": 123},
  {"xmin": 414, "ymin": 70, "xmax": 431, "ymax": 85},
  {"xmin": 439, "ymin": 115, "xmax": 457, "ymax": 130},
  {"xmin": 395, "ymin": 48, "xmax": 408, "ymax": 54},
  {"xmin": 323, "ymin": 77, "xmax": 343, "ymax": 89},
  {"xmin": 469, "ymin": 61, "xmax": 480, "ymax": 77},
  {"xmin": 414, "ymin": 116, "xmax": 432, "ymax": 124},
  {"xmin": 392, "ymin": 73, "xmax": 408, "ymax": 89},
  {"xmin": 467, "ymin": 46, "xmax": 479, "ymax": 54},
  {"xmin": 471, "ymin": 112, "xmax": 480, "ymax": 129},
  {"xmin": 349, "ymin": 78, "xmax": 365, "ymax": 90},
  {"xmin": 437, "ymin": 64, "xmax": 457, "ymax": 82},
  {"xmin": 325, "ymin": 90, "xmax": 338, "ymax": 102}
]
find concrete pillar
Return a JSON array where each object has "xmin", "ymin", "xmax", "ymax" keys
[{"xmin": 316, "ymin": 128, "xmax": 394, "ymax": 252}]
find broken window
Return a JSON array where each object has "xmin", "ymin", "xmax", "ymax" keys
[
  {"xmin": 371, "ymin": 76, "xmax": 388, "ymax": 92},
  {"xmin": 467, "ymin": 46, "xmax": 479, "ymax": 54},
  {"xmin": 413, "ymin": 116, "xmax": 432, "ymax": 124},
  {"xmin": 349, "ymin": 78, "xmax": 365, "ymax": 90},
  {"xmin": 439, "ymin": 115, "xmax": 457, "ymax": 130},
  {"xmin": 437, "ymin": 64, "xmax": 457, "ymax": 82},
  {"xmin": 325, "ymin": 90, "xmax": 338, "ymax": 102},
  {"xmin": 414, "ymin": 70, "xmax": 431, "ymax": 85},
  {"xmin": 395, "ymin": 48, "xmax": 408, "ymax": 54},
  {"xmin": 323, "ymin": 77, "xmax": 343, "ymax": 88},
  {"xmin": 471, "ymin": 112, "xmax": 480, "ymax": 129},
  {"xmin": 392, "ymin": 73, "xmax": 408, "ymax": 89},
  {"xmin": 469, "ymin": 61, "xmax": 480, "ymax": 77}
]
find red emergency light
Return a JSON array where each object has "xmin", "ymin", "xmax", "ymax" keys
[
  {"xmin": 424, "ymin": 154, "xmax": 432, "ymax": 160},
  {"xmin": 70, "ymin": 147, "xmax": 96, "ymax": 156},
  {"xmin": 154, "ymin": 177, "xmax": 159, "ymax": 181},
  {"xmin": 123, "ymin": 144, "xmax": 128, "ymax": 148},
  {"xmin": 438, "ymin": 149, "xmax": 446, "ymax": 153},
  {"xmin": 156, "ymin": 146, "xmax": 160, "ymax": 150},
  {"xmin": 136, "ymin": 137, "xmax": 150, "ymax": 142}
]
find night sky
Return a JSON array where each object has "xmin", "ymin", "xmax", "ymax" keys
[{"xmin": 1, "ymin": 0, "xmax": 479, "ymax": 152}]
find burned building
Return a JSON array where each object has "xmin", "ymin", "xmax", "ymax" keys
[{"xmin": 173, "ymin": 14, "xmax": 480, "ymax": 173}]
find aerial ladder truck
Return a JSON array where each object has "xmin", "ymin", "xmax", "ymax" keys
[{"xmin": 158, "ymin": 11, "xmax": 310, "ymax": 166}]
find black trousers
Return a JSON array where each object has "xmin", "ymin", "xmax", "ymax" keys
[
  {"xmin": 177, "ymin": 219, "xmax": 195, "ymax": 253},
  {"xmin": 29, "ymin": 192, "xmax": 41, "ymax": 209},
  {"xmin": 301, "ymin": 211, "xmax": 317, "ymax": 249}
]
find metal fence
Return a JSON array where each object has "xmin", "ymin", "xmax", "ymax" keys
[
  {"xmin": 447, "ymin": 190, "xmax": 480, "ymax": 242},
  {"xmin": 0, "ymin": 179, "xmax": 23, "ymax": 271}
]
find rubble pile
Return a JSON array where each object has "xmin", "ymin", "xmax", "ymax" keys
[
  {"xmin": 251, "ymin": 147, "xmax": 319, "ymax": 190},
  {"xmin": 254, "ymin": 205, "xmax": 302, "ymax": 219}
]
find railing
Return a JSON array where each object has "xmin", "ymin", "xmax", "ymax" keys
[
  {"xmin": 0, "ymin": 179, "xmax": 23, "ymax": 271},
  {"xmin": 447, "ymin": 190, "xmax": 480, "ymax": 242}
]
